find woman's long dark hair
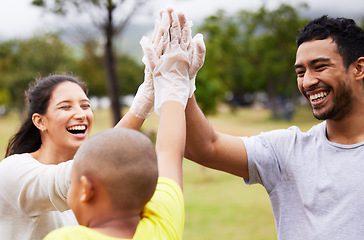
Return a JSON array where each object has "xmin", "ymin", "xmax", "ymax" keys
[{"xmin": 5, "ymin": 75, "xmax": 88, "ymax": 158}]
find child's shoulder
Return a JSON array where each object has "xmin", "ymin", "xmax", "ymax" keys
[
  {"xmin": 44, "ymin": 225, "xmax": 114, "ymax": 240},
  {"xmin": 157, "ymin": 177, "xmax": 183, "ymax": 196},
  {"xmin": 136, "ymin": 177, "xmax": 184, "ymax": 239}
]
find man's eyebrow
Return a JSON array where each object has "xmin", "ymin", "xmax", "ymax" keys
[
  {"xmin": 294, "ymin": 57, "xmax": 331, "ymax": 70},
  {"xmin": 294, "ymin": 64, "xmax": 303, "ymax": 70},
  {"xmin": 311, "ymin": 57, "xmax": 331, "ymax": 64}
]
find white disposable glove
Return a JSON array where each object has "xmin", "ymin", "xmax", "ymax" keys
[
  {"xmin": 153, "ymin": 10, "xmax": 191, "ymax": 116},
  {"xmin": 188, "ymin": 33, "xmax": 206, "ymax": 98},
  {"xmin": 128, "ymin": 57, "xmax": 154, "ymax": 119},
  {"xmin": 128, "ymin": 12, "xmax": 170, "ymax": 119},
  {"xmin": 172, "ymin": 12, "xmax": 206, "ymax": 98}
]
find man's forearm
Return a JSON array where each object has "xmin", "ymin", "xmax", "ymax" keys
[{"xmin": 184, "ymin": 95, "xmax": 217, "ymax": 162}]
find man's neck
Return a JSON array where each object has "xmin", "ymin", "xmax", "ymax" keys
[{"xmin": 326, "ymin": 109, "xmax": 364, "ymax": 144}]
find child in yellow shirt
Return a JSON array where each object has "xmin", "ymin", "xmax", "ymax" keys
[{"xmin": 44, "ymin": 8, "xmax": 205, "ymax": 240}]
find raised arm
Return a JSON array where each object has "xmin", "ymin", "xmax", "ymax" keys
[
  {"xmin": 152, "ymin": 9, "xmax": 192, "ymax": 189},
  {"xmin": 113, "ymin": 42, "xmax": 155, "ymax": 130},
  {"xmin": 114, "ymin": 111, "xmax": 145, "ymax": 130},
  {"xmin": 156, "ymin": 101, "xmax": 186, "ymax": 188},
  {"xmin": 184, "ymin": 88, "xmax": 249, "ymax": 179}
]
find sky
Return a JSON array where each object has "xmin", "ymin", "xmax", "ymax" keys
[{"xmin": 0, "ymin": 0, "xmax": 363, "ymax": 40}]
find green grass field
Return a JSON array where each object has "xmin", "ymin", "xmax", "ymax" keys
[{"xmin": 0, "ymin": 105, "xmax": 321, "ymax": 239}]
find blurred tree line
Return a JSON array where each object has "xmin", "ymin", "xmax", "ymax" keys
[
  {"xmin": 195, "ymin": 3, "xmax": 310, "ymax": 117},
  {"xmin": 1, "ymin": 3, "xmax": 363, "ymax": 120},
  {"xmin": 0, "ymin": 33, "xmax": 143, "ymax": 112},
  {"xmin": 32, "ymin": 0, "xmax": 150, "ymax": 124}
]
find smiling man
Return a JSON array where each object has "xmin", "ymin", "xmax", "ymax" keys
[
  {"xmin": 295, "ymin": 39, "xmax": 361, "ymax": 121},
  {"xmin": 183, "ymin": 15, "xmax": 364, "ymax": 239}
]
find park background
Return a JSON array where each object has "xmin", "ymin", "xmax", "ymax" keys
[{"xmin": 0, "ymin": 0, "xmax": 363, "ymax": 239}]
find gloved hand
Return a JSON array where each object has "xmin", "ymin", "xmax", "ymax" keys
[
  {"xmin": 153, "ymin": 9, "xmax": 191, "ymax": 116},
  {"xmin": 188, "ymin": 33, "xmax": 206, "ymax": 98},
  {"xmin": 129, "ymin": 11, "xmax": 170, "ymax": 119},
  {"xmin": 128, "ymin": 56, "xmax": 154, "ymax": 119},
  {"xmin": 131, "ymin": 8, "xmax": 206, "ymax": 117},
  {"xmin": 172, "ymin": 11, "xmax": 206, "ymax": 98}
]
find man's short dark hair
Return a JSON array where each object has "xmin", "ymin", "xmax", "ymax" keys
[{"xmin": 296, "ymin": 15, "xmax": 364, "ymax": 68}]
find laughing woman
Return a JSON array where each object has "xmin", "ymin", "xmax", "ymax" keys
[
  {"xmin": 0, "ymin": 75, "xmax": 146, "ymax": 239},
  {"xmin": 0, "ymin": 75, "xmax": 93, "ymax": 239}
]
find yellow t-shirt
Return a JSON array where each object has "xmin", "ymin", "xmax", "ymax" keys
[{"xmin": 43, "ymin": 178, "xmax": 184, "ymax": 240}]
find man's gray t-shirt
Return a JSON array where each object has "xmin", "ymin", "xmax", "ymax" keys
[{"xmin": 242, "ymin": 121, "xmax": 364, "ymax": 239}]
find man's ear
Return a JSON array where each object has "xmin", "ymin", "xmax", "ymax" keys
[
  {"xmin": 354, "ymin": 57, "xmax": 364, "ymax": 81},
  {"xmin": 32, "ymin": 113, "xmax": 47, "ymax": 132},
  {"xmin": 80, "ymin": 175, "xmax": 94, "ymax": 202}
]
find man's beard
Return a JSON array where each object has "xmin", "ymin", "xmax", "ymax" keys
[{"xmin": 312, "ymin": 80, "xmax": 353, "ymax": 121}]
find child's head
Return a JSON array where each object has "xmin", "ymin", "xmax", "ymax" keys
[{"xmin": 67, "ymin": 128, "xmax": 158, "ymax": 226}]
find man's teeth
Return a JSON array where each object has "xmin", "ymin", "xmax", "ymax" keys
[
  {"xmin": 310, "ymin": 92, "xmax": 328, "ymax": 102},
  {"xmin": 67, "ymin": 125, "xmax": 86, "ymax": 131}
]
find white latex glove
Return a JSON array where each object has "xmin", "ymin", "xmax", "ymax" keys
[
  {"xmin": 128, "ymin": 56, "xmax": 154, "ymax": 119},
  {"xmin": 175, "ymin": 13, "xmax": 206, "ymax": 98},
  {"xmin": 128, "ymin": 13, "xmax": 169, "ymax": 119},
  {"xmin": 188, "ymin": 33, "xmax": 206, "ymax": 98},
  {"xmin": 152, "ymin": 11, "xmax": 170, "ymax": 58},
  {"xmin": 153, "ymin": 10, "xmax": 191, "ymax": 116}
]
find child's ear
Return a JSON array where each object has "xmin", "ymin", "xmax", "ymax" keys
[{"xmin": 80, "ymin": 175, "xmax": 94, "ymax": 202}]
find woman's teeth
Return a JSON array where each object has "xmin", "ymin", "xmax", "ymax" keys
[{"xmin": 67, "ymin": 125, "xmax": 86, "ymax": 134}]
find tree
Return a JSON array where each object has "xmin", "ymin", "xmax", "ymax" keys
[
  {"xmin": 32, "ymin": 0, "xmax": 150, "ymax": 124},
  {"xmin": 197, "ymin": 3, "xmax": 310, "ymax": 118},
  {"xmin": 116, "ymin": 54, "xmax": 144, "ymax": 96},
  {"xmin": 0, "ymin": 34, "xmax": 76, "ymax": 109},
  {"xmin": 0, "ymin": 88, "xmax": 11, "ymax": 115},
  {"xmin": 238, "ymin": 4, "xmax": 309, "ymax": 118},
  {"xmin": 76, "ymin": 39, "xmax": 107, "ymax": 97},
  {"xmin": 194, "ymin": 10, "xmax": 238, "ymax": 115},
  {"xmin": 76, "ymin": 38, "xmax": 144, "ymax": 99}
]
